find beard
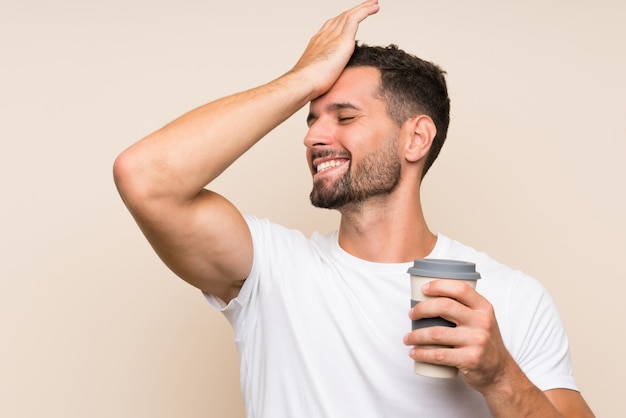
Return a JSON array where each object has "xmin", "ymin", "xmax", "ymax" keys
[{"xmin": 309, "ymin": 135, "xmax": 402, "ymax": 210}]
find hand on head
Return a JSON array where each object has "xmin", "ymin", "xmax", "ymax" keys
[{"xmin": 291, "ymin": 0, "xmax": 380, "ymax": 101}]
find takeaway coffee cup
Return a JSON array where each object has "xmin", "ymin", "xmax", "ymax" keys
[{"xmin": 407, "ymin": 259, "xmax": 481, "ymax": 378}]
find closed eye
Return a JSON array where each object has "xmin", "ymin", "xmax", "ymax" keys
[
  {"xmin": 307, "ymin": 102, "xmax": 362, "ymax": 127},
  {"xmin": 338, "ymin": 116, "xmax": 357, "ymax": 124}
]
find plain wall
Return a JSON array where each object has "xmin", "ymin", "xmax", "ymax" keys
[{"xmin": 2, "ymin": 0, "xmax": 624, "ymax": 416}]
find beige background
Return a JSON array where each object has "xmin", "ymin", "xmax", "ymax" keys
[{"xmin": 1, "ymin": 0, "xmax": 624, "ymax": 416}]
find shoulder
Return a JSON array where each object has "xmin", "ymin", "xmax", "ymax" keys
[
  {"xmin": 433, "ymin": 234, "xmax": 550, "ymax": 304},
  {"xmin": 433, "ymin": 234, "xmax": 526, "ymax": 280}
]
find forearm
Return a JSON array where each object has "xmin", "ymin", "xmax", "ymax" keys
[
  {"xmin": 114, "ymin": 70, "xmax": 313, "ymax": 207},
  {"xmin": 477, "ymin": 348, "xmax": 595, "ymax": 418},
  {"xmin": 485, "ymin": 378, "xmax": 595, "ymax": 418},
  {"xmin": 114, "ymin": 0, "xmax": 379, "ymax": 209},
  {"xmin": 483, "ymin": 373, "xmax": 563, "ymax": 418}
]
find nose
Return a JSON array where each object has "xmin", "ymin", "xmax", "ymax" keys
[{"xmin": 303, "ymin": 118, "xmax": 334, "ymax": 149}]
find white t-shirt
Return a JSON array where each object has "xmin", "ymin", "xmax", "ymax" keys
[{"xmin": 205, "ymin": 216, "xmax": 578, "ymax": 417}]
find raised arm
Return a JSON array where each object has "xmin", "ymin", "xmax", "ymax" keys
[{"xmin": 113, "ymin": 1, "xmax": 380, "ymax": 303}]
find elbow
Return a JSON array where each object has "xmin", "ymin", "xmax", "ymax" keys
[
  {"xmin": 113, "ymin": 144, "xmax": 177, "ymax": 219},
  {"xmin": 113, "ymin": 149, "xmax": 133, "ymax": 198},
  {"xmin": 113, "ymin": 147, "xmax": 150, "ymax": 210}
]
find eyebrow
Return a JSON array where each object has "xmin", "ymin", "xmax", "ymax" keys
[{"xmin": 306, "ymin": 102, "xmax": 361, "ymax": 127}]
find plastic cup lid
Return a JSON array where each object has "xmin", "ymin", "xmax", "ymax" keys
[{"xmin": 407, "ymin": 259, "xmax": 481, "ymax": 280}]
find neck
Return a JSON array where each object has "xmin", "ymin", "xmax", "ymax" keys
[{"xmin": 336, "ymin": 189, "xmax": 436, "ymax": 263}]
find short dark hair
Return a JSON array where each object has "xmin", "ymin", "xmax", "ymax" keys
[{"xmin": 346, "ymin": 44, "xmax": 450, "ymax": 179}]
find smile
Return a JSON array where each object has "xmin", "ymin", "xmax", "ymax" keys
[{"xmin": 316, "ymin": 159, "xmax": 348, "ymax": 173}]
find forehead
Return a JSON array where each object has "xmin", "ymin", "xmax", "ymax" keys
[{"xmin": 309, "ymin": 66, "xmax": 382, "ymax": 112}]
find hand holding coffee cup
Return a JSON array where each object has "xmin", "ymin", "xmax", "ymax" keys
[{"xmin": 407, "ymin": 259, "xmax": 481, "ymax": 378}]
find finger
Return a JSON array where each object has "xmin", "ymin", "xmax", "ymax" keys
[
  {"xmin": 422, "ymin": 279, "xmax": 485, "ymax": 310},
  {"xmin": 320, "ymin": 0, "xmax": 380, "ymax": 33},
  {"xmin": 409, "ymin": 345, "xmax": 465, "ymax": 369},
  {"xmin": 403, "ymin": 327, "xmax": 464, "ymax": 367},
  {"xmin": 408, "ymin": 295, "xmax": 469, "ymax": 324},
  {"xmin": 404, "ymin": 325, "xmax": 459, "ymax": 347},
  {"xmin": 405, "ymin": 328, "xmax": 487, "ymax": 370},
  {"xmin": 404, "ymin": 321, "xmax": 483, "ymax": 348},
  {"xmin": 408, "ymin": 331, "xmax": 499, "ymax": 379}
]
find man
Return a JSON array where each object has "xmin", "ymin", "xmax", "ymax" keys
[{"xmin": 113, "ymin": 1, "xmax": 594, "ymax": 416}]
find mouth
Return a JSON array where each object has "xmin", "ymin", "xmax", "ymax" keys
[
  {"xmin": 316, "ymin": 158, "xmax": 349, "ymax": 174},
  {"xmin": 312, "ymin": 156, "xmax": 350, "ymax": 178}
]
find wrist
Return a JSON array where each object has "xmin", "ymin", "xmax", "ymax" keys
[{"xmin": 279, "ymin": 68, "xmax": 327, "ymax": 104}]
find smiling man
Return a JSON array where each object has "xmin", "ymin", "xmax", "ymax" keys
[
  {"xmin": 307, "ymin": 67, "xmax": 404, "ymax": 210},
  {"xmin": 113, "ymin": 1, "xmax": 594, "ymax": 417}
]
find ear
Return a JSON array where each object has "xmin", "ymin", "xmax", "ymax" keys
[{"xmin": 403, "ymin": 115, "xmax": 437, "ymax": 163}]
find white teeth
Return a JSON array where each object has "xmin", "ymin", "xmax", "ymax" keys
[{"xmin": 316, "ymin": 159, "xmax": 344, "ymax": 173}]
